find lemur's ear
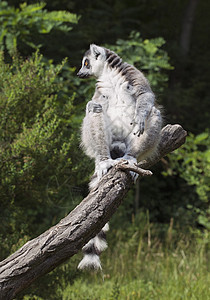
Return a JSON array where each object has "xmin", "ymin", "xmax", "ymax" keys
[{"xmin": 90, "ymin": 44, "xmax": 105, "ymax": 59}]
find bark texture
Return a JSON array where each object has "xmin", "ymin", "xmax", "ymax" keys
[{"xmin": 0, "ymin": 124, "xmax": 187, "ymax": 300}]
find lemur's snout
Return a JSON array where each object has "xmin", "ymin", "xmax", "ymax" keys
[
  {"xmin": 77, "ymin": 70, "xmax": 90, "ymax": 78},
  {"xmin": 77, "ymin": 70, "xmax": 83, "ymax": 77}
]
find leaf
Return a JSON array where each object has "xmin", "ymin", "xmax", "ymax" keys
[
  {"xmin": 5, "ymin": 33, "xmax": 17, "ymax": 54},
  {"xmin": 20, "ymin": 2, "xmax": 46, "ymax": 14},
  {"xmin": 198, "ymin": 215, "xmax": 210, "ymax": 230},
  {"xmin": 194, "ymin": 132, "xmax": 209, "ymax": 144},
  {"xmin": 204, "ymin": 149, "xmax": 210, "ymax": 163},
  {"xmin": 0, "ymin": 1, "xmax": 78, "ymax": 55}
]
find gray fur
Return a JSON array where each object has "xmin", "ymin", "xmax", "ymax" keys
[
  {"xmin": 77, "ymin": 44, "xmax": 162, "ymax": 270},
  {"xmin": 78, "ymin": 44, "xmax": 162, "ymax": 184}
]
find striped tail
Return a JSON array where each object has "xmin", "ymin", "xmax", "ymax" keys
[{"xmin": 78, "ymin": 223, "xmax": 109, "ymax": 270}]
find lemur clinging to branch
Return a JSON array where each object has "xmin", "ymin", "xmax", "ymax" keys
[{"xmin": 77, "ymin": 44, "xmax": 162, "ymax": 270}]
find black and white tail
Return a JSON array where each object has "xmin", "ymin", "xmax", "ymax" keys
[{"xmin": 78, "ymin": 223, "xmax": 109, "ymax": 270}]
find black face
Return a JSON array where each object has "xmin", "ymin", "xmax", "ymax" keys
[
  {"xmin": 84, "ymin": 58, "xmax": 90, "ymax": 69},
  {"xmin": 77, "ymin": 58, "xmax": 91, "ymax": 78}
]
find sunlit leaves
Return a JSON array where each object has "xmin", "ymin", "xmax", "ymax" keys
[
  {"xmin": 106, "ymin": 31, "xmax": 173, "ymax": 94},
  {"xmin": 0, "ymin": 1, "xmax": 79, "ymax": 55},
  {"xmin": 164, "ymin": 131, "xmax": 210, "ymax": 228}
]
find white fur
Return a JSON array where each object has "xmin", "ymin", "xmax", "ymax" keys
[
  {"xmin": 102, "ymin": 223, "xmax": 109, "ymax": 232},
  {"xmin": 89, "ymin": 44, "xmax": 107, "ymax": 77},
  {"xmin": 94, "ymin": 236, "xmax": 108, "ymax": 252},
  {"xmin": 82, "ymin": 238, "xmax": 95, "ymax": 251},
  {"xmin": 82, "ymin": 235, "xmax": 108, "ymax": 253},
  {"xmin": 81, "ymin": 51, "xmax": 162, "ymax": 176},
  {"xmin": 78, "ymin": 223, "xmax": 109, "ymax": 270},
  {"xmin": 78, "ymin": 254, "xmax": 102, "ymax": 270}
]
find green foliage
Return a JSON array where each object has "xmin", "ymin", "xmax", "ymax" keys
[
  {"xmin": 37, "ymin": 217, "xmax": 209, "ymax": 300},
  {"xmin": 0, "ymin": 51, "xmax": 88, "ymax": 260},
  {"xmin": 163, "ymin": 131, "xmax": 210, "ymax": 229},
  {"xmin": 110, "ymin": 280, "xmax": 120, "ymax": 300},
  {"xmin": 0, "ymin": 1, "xmax": 78, "ymax": 55},
  {"xmin": 77, "ymin": 31, "xmax": 173, "ymax": 113},
  {"xmin": 106, "ymin": 32, "xmax": 173, "ymax": 94},
  {"xmin": 0, "ymin": 1, "xmax": 209, "ymax": 297}
]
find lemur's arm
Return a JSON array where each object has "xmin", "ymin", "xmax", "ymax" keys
[{"xmin": 131, "ymin": 91, "xmax": 155, "ymax": 137}]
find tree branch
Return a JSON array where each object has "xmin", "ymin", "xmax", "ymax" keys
[{"xmin": 0, "ymin": 124, "xmax": 187, "ymax": 300}]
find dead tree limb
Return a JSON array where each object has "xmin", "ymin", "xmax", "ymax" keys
[{"xmin": 0, "ymin": 124, "xmax": 187, "ymax": 300}]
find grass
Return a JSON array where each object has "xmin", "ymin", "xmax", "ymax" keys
[
  {"xmin": 22, "ymin": 216, "xmax": 209, "ymax": 300},
  {"xmin": 59, "ymin": 217, "xmax": 210, "ymax": 300}
]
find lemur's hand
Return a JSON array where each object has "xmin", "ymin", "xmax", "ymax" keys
[
  {"xmin": 130, "ymin": 115, "xmax": 145, "ymax": 137},
  {"xmin": 87, "ymin": 101, "xmax": 103, "ymax": 113}
]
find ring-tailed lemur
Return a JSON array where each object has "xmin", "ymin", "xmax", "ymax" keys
[{"xmin": 77, "ymin": 44, "xmax": 162, "ymax": 270}]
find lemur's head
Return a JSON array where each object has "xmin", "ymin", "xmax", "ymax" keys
[{"xmin": 77, "ymin": 44, "xmax": 106, "ymax": 78}]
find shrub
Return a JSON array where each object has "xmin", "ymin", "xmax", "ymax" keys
[
  {"xmin": 0, "ymin": 51, "xmax": 88, "ymax": 260},
  {"xmin": 0, "ymin": 1, "xmax": 78, "ymax": 56},
  {"xmin": 163, "ymin": 131, "xmax": 210, "ymax": 229}
]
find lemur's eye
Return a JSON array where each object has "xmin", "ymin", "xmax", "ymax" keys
[{"xmin": 84, "ymin": 59, "xmax": 89, "ymax": 67}]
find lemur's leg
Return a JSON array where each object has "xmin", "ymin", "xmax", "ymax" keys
[
  {"xmin": 125, "ymin": 106, "xmax": 162, "ymax": 162},
  {"xmin": 81, "ymin": 101, "xmax": 117, "ymax": 183},
  {"xmin": 81, "ymin": 101, "xmax": 111, "ymax": 160}
]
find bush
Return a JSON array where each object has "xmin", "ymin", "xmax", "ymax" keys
[
  {"xmin": 106, "ymin": 31, "xmax": 173, "ymax": 94},
  {"xmin": 0, "ymin": 1, "xmax": 78, "ymax": 56},
  {"xmin": 0, "ymin": 51, "xmax": 89, "ymax": 260},
  {"xmin": 163, "ymin": 131, "xmax": 210, "ymax": 229}
]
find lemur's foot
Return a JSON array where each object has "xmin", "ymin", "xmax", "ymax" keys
[
  {"xmin": 118, "ymin": 155, "xmax": 139, "ymax": 182},
  {"xmin": 89, "ymin": 159, "xmax": 117, "ymax": 190},
  {"xmin": 96, "ymin": 158, "xmax": 118, "ymax": 179}
]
